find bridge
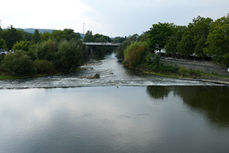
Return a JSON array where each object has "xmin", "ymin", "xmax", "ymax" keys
[
  {"xmin": 83, "ymin": 42, "xmax": 120, "ymax": 55},
  {"xmin": 83, "ymin": 42, "xmax": 120, "ymax": 47}
]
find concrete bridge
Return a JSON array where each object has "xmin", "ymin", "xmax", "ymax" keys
[
  {"xmin": 83, "ymin": 42, "xmax": 120, "ymax": 47},
  {"xmin": 83, "ymin": 42, "xmax": 120, "ymax": 55}
]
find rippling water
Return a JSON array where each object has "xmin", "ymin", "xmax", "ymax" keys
[
  {"xmin": 0, "ymin": 53, "xmax": 219, "ymax": 89},
  {"xmin": 0, "ymin": 86, "xmax": 229, "ymax": 153}
]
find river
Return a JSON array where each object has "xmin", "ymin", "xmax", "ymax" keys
[
  {"xmin": 0, "ymin": 53, "xmax": 219, "ymax": 89},
  {"xmin": 0, "ymin": 53, "xmax": 229, "ymax": 153}
]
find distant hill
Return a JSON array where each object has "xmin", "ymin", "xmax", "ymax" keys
[{"xmin": 18, "ymin": 28, "xmax": 85, "ymax": 38}]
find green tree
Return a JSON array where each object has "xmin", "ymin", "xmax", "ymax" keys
[
  {"xmin": 177, "ymin": 32, "xmax": 194, "ymax": 56},
  {"xmin": 55, "ymin": 40, "xmax": 87, "ymax": 72},
  {"xmin": 83, "ymin": 31, "xmax": 94, "ymax": 42},
  {"xmin": 124, "ymin": 41, "xmax": 149, "ymax": 67},
  {"xmin": 204, "ymin": 16, "xmax": 229, "ymax": 65},
  {"xmin": 12, "ymin": 40, "xmax": 30, "ymax": 51},
  {"xmin": 2, "ymin": 26, "xmax": 24, "ymax": 49},
  {"xmin": 165, "ymin": 36, "xmax": 177, "ymax": 56},
  {"xmin": 148, "ymin": 22, "xmax": 174, "ymax": 51},
  {"xmin": 33, "ymin": 59, "xmax": 55, "ymax": 74},
  {"xmin": 62, "ymin": 29, "xmax": 81, "ymax": 41},
  {"xmin": 191, "ymin": 16, "xmax": 213, "ymax": 57},
  {"xmin": 22, "ymin": 31, "xmax": 33, "ymax": 41},
  {"xmin": 32, "ymin": 29, "xmax": 41, "ymax": 43},
  {"xmin": 36, "ymin": 39, "xmax": 57, "ymax": 61},
  {"xmin": 0, "ymin": 38, "xmax": 7, "ymax": 50},
  {"xmin": 41, "ymin": 32, "xmax": 51, "ymax": 41},
  {"xmin": 165, "ymin": 26, "xmax": 186, "ymax": 56},
  {"xmin": 94, "ymin": 34, "xmax": 111, "ymax": 42},
  {"xmin": 116, "ymin": 34, "xmax": 138, "ymax": 61},
  {"xmin": 1, "ymin": 51, "xmax": 34, "ymax": 75},
  {"xmin": 112, "ymin": 37, "xmax": 126, "ymax": 43},
  {"xmin": 51, "ymin": 29, "xmax": 80, "ymax": 42}
]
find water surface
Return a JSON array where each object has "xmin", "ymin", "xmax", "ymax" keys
[
  {"xmin": 0, "ymin": 53, "xmax": 228, "ymax": 153},
  {"xmin": 0, "ymin": 86, "xmax": 229, "ymax": 153}
]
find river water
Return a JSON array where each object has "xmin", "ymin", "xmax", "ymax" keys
[
  {"xmin": 0, "ymin": 53, "xmax": 229, "ymax": 153},
  {"xmin": 0, "ymin": 53, "xmax": 219, "ymax": 89}
]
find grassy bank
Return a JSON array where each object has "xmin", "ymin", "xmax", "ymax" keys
[
  {"xmin": 133, "ymin": 64, "xmax": 229, "ymax": 85},
  {"xmin": 0, "ymin": 74, "xmax": 31, "ymax": 80}
]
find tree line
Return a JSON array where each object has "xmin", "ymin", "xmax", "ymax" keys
[
  {"xmin": 117, "ymin": 14, "xmax": 229, "ymax": 71},
  {"xmin": 0, "ymin": 26, "xmax": 113, "ymax": 76}
]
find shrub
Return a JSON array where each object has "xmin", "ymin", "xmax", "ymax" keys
[
  {"xmin": 55, "ymin": 40, "xmax": 88, "ymax": 72},
  {"xmin": 178, "ymin": 67, "xmax": 201, "ymax": 77},
  {"xmin": 124, "ymin": 41, "xmax": 149, "ymax": 67},
  {"xmin": 36, "ymin": 39, "xmax": 57, "ymax": 61},
  {"xmin": 33, "ymin": 60, "xmax": 55, "ymax": 74},
  {"xmin": 1, "ymin": 51, "xmax": 34, "ymax": 75}
]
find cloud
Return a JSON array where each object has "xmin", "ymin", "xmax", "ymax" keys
[
  {"xmin": 0, "ymin": 0, "xmax": 91, "ymax": 32},
  {"xmin": 0, "ymin": 0, "xmax": 228, "ymax": 36}
]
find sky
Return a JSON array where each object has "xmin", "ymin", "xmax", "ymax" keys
[{"xmin": 0, "ymin": 0, "xmax": 228, "ymax": 37}]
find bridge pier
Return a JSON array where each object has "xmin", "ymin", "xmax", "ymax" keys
[{"xmin": 89, "ymin": 47, "xmax": 94, "ymax": 55}]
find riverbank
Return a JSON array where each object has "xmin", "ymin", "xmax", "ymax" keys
[
  {"xmin": 161, "ymin": 57, "xmax": 229, "ymax": 76},
  {"xmin": 137, "ymin": 66, "xmax": 229, "ymax": 85}
]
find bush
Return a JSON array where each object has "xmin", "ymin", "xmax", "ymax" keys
[
  {"xmin": 124, "ymin": 41, "xmax": 149, "ymax": 67},
  {"xmin": 178, "ymin": 67, "xmax": 201, "ymax": 77},
  {"xmin": 55, "ymin": 40, "xmax": 88, "ymax": 72},
  {"xmin": 33, "ymin": 60, "xmax": 55, "ymax": 74},
  {"xmin": 1, "ymin": 51, "xmax": 34, "ymax": 75},
  {"xmin": 36, "ymin": 39, "xmax": 57, "ymax": 61}
]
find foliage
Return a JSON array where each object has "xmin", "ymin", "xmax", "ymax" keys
[
  {"xmin": 1, "ymin": 51, "xmax": 34, "ymax": 75},
  {"xmin": 41, "ymin": 32, "xmax": 51, "ymax": 41},
  {"xmin": 2, "ymin": 26, "xmax": 24, "ymax": 49},
  {"xmin": 124, "ymin": 41, "xmax": 149, "ymax": 67},
  {"xmin": 116, "ymin": 34, "xmax": 138, "ymax": 60},
  {"xmin": 83, "ymin": 31, "xmax": 94, "ymax": 42},
  {"xmin": 165, "ymin": 36, "xmax": 177, "ymax": 56},
  {"xmin": 51, "ymin": 29, "xmax": 81, "ymax": 42},
  {"xmin": 177, "ymin": 32, "xmax": 194, "ymax": 56},
  {"xmin": 204, "ymin": 15, "xmax": 229, "ymax": 65},
  {"xmin": 94, "ymin": 34, "xmax": 111, "ymax": 42},
  {"xmin": 23, "ymin": 31, "xmax": 33, "ymax": 41},
  {"xmin": 0, "ymin": 38, "xmax": 7, "ymax": 50},
  {"xmin": 148, "ymin": 22, "xmax": 174, "ymax": 51},
  {"xmin": 12, "ymin": 40, "xmax": 30, "ymax": 51},
  {"xmin": 36, "ymin": 39, "xmax": 57, "ymax": 61},
  {"xmin": 191, "ymin": 16, "xmax": 213, "ymax": 57},
  {"xmin": 178, "ymin": 67, "xmax": 202, "ymax": 77},
  {"xmin": 112, "ymin": 37, "xmax": 126, "ymax": 43},
  {"xmin": 32, "ymin": 29, "xmax": 41, "ymax": 43},
  {"xmin": 55, "ymin": 40, "xmax": 88, "ymax": 72},
  {"xmin": 33, "ymin": 60, "xmax": 55, "ymax": 74}
]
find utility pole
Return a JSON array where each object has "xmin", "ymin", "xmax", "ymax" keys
[
  {"xmin": 0, "ymin": 19, "xmax": 2, "ymax": 28},
  {"xmin": 83, "ymin": 23, "xmax": 85, "ymax": 34}
]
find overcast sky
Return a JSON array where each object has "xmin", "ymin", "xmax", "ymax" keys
[{"xmin": 0, "ymin": 0, "xmax": 228, "ymax": 37}]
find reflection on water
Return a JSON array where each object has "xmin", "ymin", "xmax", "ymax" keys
[
  {"xmin": 147, "ymin": 86, "xmax": 229, "ymax": 127},
  {"xmin": 147, "ymin": 86, "xmax": 170, "ymax": 100},
  {"xmin": 0, "ymin": 86, "xmax": 229, "ymax": 153}
]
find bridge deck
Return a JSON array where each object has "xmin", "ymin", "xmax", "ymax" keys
[{"xmin": 83, "ymin": 42, "xmax": 120, "ymax": 47}]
